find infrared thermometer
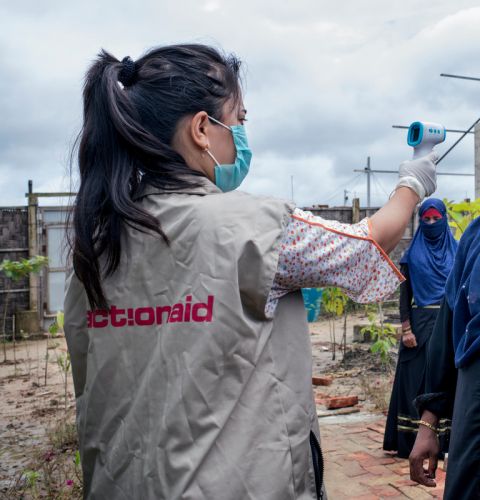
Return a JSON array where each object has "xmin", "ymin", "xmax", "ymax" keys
[{"xmin": 407, "ymin": 121, "xmax": 446, "ymax": 159}]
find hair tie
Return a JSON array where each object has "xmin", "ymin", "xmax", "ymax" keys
[{"xmin": 118, "ymin": 56, "xmax": 137, "ymax": 87}]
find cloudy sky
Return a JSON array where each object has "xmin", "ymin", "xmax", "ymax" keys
[{"xmin": 1, "ymin": 0, "xmax": 479, "ymax": 208}]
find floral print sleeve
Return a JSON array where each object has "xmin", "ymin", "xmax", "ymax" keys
[{"xmin": 265, "ymin": 208, "xmax": 404, "ymax": 318}]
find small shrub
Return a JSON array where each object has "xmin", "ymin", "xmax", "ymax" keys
[
  {"xmin": 322, "ymin": 287, "xmax": 349, "ymax": 360},
  {"xmin": 360, "ymin": 307, "xmax": 397, "ymax": 368},
  {"xmin": 444, "ymin": 198, "xmax": 480, "ymax": 239},
  {"xmin": 47, "ymin": 420, "xmax": 78, "ymax": 452},
  {"xmin": 6, "ymin": 418, "xmax": 82, "ymax": 499}
]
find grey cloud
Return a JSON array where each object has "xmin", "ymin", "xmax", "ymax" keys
[{"xmin": 1, "ymin": 0, "xmax": 479, "ymax": 208}]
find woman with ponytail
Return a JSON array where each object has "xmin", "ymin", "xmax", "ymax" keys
[{"xmin": 65, "ymin": 44, "xmax": 437, "ymax": 499}]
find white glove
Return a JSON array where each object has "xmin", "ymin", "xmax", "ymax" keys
[{"xmin": 396, "ymin": 152, "xmax": 437, "ymax": 200}]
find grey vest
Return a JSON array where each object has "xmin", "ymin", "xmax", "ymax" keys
[{"xmin": 64, "ymin": 178, "xmax": 324, "ymax": 499}]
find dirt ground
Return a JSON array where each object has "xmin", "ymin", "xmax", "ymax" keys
[
  {"xmin": 0, "ymin": 311, "xmax": 399, "ymax": 498},
  {"xmin": 0, "ymin": 336, "xmax": 78, "ymax": 498},
  {"xmin": 310, "ymin": 309, "xmax": 398, "ymax": 416}
]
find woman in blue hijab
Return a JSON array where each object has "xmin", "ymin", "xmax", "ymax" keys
[
  {"xmin": 410, "ymin": 215, "xmax": 480, "ymax": 498},
  {"xmin": 384, "ymin": 198, "xmax": 457, "ymax": 458}
]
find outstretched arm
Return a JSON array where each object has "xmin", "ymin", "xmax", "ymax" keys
[
  {"xmin": 370, "ymin": 187, "xmax": 419, "ymax": 253},
  {"xmin": 370, "ymin": 152, "xmax": 437, "ymax": 253}
]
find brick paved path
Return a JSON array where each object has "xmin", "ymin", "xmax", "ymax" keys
[{"xmin": 321, "ymin": 416, "xmax": 446, "ymax": 499}]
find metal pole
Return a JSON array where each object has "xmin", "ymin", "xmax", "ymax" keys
[
  {"xmin": 354, "ymin": 169, "xmax": 473, "ymax": 177},
  {"xmin": 436, "ymin": 117, "xmax": 480, "ymax": 164},
  {"xmin": 438, "ymin": 73, "xmax": 480, "ymax": 193},
  {"xmin": 343, "ymin": 189, "xmax": 349, "ymax": 205},
  {"xmin": 440, "ymin": 73, "xmax": 480, "ymax": 82},
  {"xmin": 392, "ymin": 125, "xmax": 474, "ymax": 135}
]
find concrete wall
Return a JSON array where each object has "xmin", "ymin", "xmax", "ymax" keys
[{"xmin": 0, "ymin": 208, "xmax": 29, "ymax": 335}]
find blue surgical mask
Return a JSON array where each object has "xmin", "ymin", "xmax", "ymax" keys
[{"xmin": 205, "ymin": 115, "xmax": 252, "ymax": 192}]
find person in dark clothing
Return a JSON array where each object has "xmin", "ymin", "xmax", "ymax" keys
[
  {"xmin": 410, "ymin": 215, "xmax": 480, "ymax": 499},
  {"xmin": 383, "ymin": 198, "xmax": 457, "ymax": 458}
]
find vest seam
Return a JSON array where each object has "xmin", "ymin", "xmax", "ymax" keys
[
  {"xmin": 266, "ymin": 338, "xmax": 298, "ymax": 500},
  {"xmin": 262, "ymin": 205, "xmax": 296, "ymax": 319}
]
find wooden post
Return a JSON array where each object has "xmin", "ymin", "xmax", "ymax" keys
[{"xmin": 352, "ymin": 198, "xmax": 360, "ymax": 224}]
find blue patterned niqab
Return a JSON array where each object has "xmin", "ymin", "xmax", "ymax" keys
[{"xmin": 400, "ymin": 198, "xmax": 458, "ymax": 307}]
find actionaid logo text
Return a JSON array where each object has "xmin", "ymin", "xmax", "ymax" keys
[{"xmin": 87, "ymin": 295, "xmax": 214, "ymax": 329}]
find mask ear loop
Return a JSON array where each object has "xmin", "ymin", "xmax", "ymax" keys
[
  {"xmin": 205, "ymin": 148, "xmax": 220, "ymax": 166},
  {"xmin": 208, "ymin": 115, "xmax": 232, "ymax": 131},
  {"xmin": 205, "ymin": 115, "xmax": 233, "ymax": 167}
]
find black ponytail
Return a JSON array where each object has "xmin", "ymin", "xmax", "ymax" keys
[{"xmin": 70, "ymin": 44, "xmax": 242, "ymax": 309}]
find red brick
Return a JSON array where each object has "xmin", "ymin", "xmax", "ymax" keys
[
  {"xmin": 344, "ymin": 426, "xmax": 366, "ymax": 434},
  {"xmin": 387, "ymin": 464, "xmax": 410, "ymax": 476},
  {"xmin": 434, "ymin": 468, "xmax": 446, "ymax": 481},
  {"xmin": 312, "ymin": 376, "xmax": 333, "ymax": 386},
  {"xmin": 362, "ymin": 465, "xmax": 391, "ymax": 475},
  {"xmin": 397, "ymin": 485, "xmax": 434, "ymax": 499},
  {"xmin": 326, "ymin": 395, "xmax": 358, "ymax": 409},
  {"xmin": 353, "ymin": 495, "xmax": 381, "ymax": 500},
  {"xmin": 376, "ymin": 457, "xmax": 397, "ymax": 465},
  {"xmin": 357, "ymin": 457, "xmax": 384, "ymax": 468},
  {"xmin": 371, "ymin": 485, "xmax": 403, "ymax": 497},
  {"xmin": 367, "ymin": 423, "xmax": 386, "ymax": 434},
  {"xmin": 390, "ymin": 477, "xmax": 417, "ymax": 487},
  {"xmin": 341, "ymin": 460, "xmax": 370, "ymax": 477},
  {"xmin": 429, "ymin": 487, "xmax": 445, "ymax": 498},
  {"xmin": 347, "ymin": 451, "xmax": 374, "ymax": 460}
]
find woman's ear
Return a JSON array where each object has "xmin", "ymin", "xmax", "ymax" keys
[{"xmin": 190, "ymin": 111, "xmax": 211, "ymax": 151}]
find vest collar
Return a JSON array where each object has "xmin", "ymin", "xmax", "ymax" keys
[{"xmin": 133, "ymin": 174, "xmax": 222, "ymax": 200}]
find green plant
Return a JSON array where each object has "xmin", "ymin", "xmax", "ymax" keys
[
  {"xmin": 47, "ymin": 420, "xmax": 78, "ymax": 452},
  {"xmin": 45, "ymin": 311, "xmax": 64, "ymax": 386},
  {"xmin": 23, "ymin": 469, "xmax": 40, "ymax": 498},
  {"xmin": 444, "ymin": 198, "xmax": 480, "ymax": 240},
  {"xmin": 74, "ymin": 450, "xmax": 81, "ymax": 468},
  {"xmin": 360, "ymin": 304, "xmax": 397, "ymax": 367},
  {"xmin": 0, "ymin": 255, "xmax": 48, "ymax": 366},
  {"xmin": 370, "ymin": 323, "xmax": 397, "ymax": 364},
  {"xmin": 57, "ymin": 351, "xmax": 71, "ymax": 412},
  {"xmin": 322, "ymin": 287, "xmax": 349, "ymax": 360},
  {"xmin": 44, "ymin": 419, "xmax": 82, "ymax": 498},
  {"xmin": 19, "ymin": 329, "xmax": 33, "ymax": 377},
  {"xmin": 73, "ymin": 450, "xmax": 82, "ymax": 485}
]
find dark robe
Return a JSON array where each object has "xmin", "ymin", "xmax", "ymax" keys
[{"xmin": 383, "ymin": 264, "xmax": 449, "ymax": 458}]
